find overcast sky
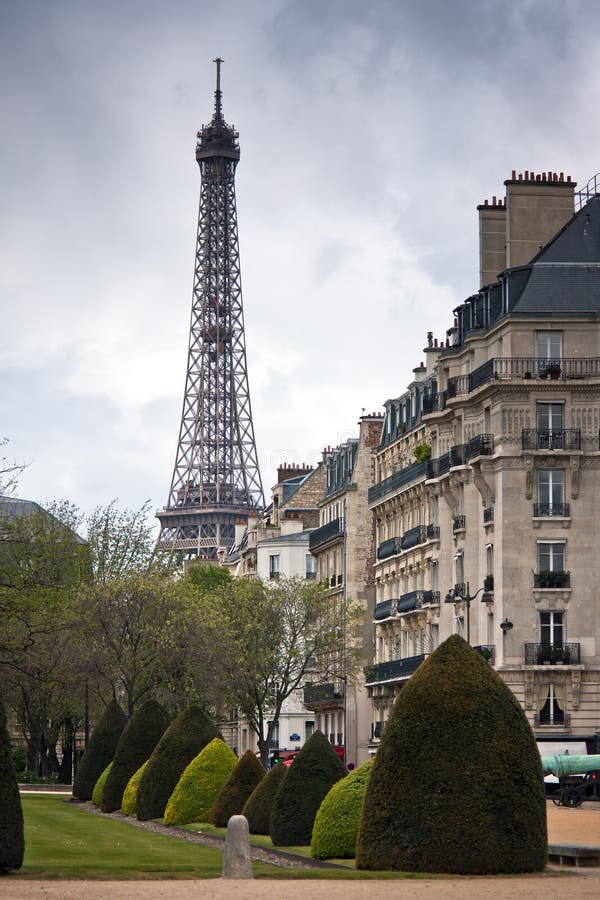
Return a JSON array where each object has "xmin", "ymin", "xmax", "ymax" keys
[{"xmin": 2, "ymin": 0, "xmax": 600, "ymax": 525}]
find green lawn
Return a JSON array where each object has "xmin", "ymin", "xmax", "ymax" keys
[{"xmin": 15, "ymin": 794, "xmax": 417, "ymax": 880}]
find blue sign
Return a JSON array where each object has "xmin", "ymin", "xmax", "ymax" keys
[{"xmin": 289, "ymin": 733, "xmax": 301, "ymax": 741}]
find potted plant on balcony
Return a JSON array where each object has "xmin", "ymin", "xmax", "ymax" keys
[
  {"xmin": 536, "ymin": 570, "xmax": 553, "ymax": 588},
  {"xmin": 413, "ymin": 442, "xmax": 431, "ymax": 463}
]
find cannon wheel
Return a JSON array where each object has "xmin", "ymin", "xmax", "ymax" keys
[
  {"xmin": 551, "ymin": 790, "xmax": 564, "ymax": 807},
  {"xmin": 563, "ymin": 787, "xmax": 583, "ymax": 808}
]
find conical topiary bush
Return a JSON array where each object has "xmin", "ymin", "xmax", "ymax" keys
[
  {"xmin": 311, "ymin": 758, "xmax": 373, "ymax": 859},
  {"xmin": 0, "ymin": 689, "xmax": 24, "ymax": 872},
  {"xmin": 209, "ymin": 749, "xmax": 265, "ymax": 827},
  {"xmin": 73, "ymin": 699, "xmax": 127, "ymax": 801},
  {"xmin": 269, "ymin": 730, "xmax": 346, "ymax": 846},
  {"xmin": 136, "ymin": 706, "xmax": 220, "ymax": 821},
  {"xmin": 357, "ymin": 635, "xmax": 547, "ymax": 873},
  {"xmin": 242, "ymin": 761, "xmax": 287, "ymax": 835},
  {"xmin": 101, "ymin": 699, "xmax": 170, "ymax": 812},
  {"xmin": 121, "ymin": 759, "xmax": 148, "ymax": 816},
  {"xmin": 164, "ymin": 738, "xmax": 238, "ymax": 825},
  {"xmin": 91, "ymin": 762, "xmax": 112, "ymax": 806}
]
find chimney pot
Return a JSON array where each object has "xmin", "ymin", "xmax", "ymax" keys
[
  {"xmin": 484, "ymin": 198, "xmax": 488, "ymax": 206},
  {"xmin": 525, "ymin": 170, "xmax": 529, "ymax": 180},
  {"xmin": 434, "ymin": 338, "xmax": 438, "ymax": 347},
  {"xmin": 492, "ymin": 195, "xmax": 496, "ymax": 205},
  {"xmin": 512, "ymin": 169, "xmax": 516, "ymax": 179},
  {"xmin": 519, "ymin": 173, "xmax": 523, "ymax": 180},
  {"xmin": 559, "ymin": 172, "xmax": 564, "ymax": 181}
]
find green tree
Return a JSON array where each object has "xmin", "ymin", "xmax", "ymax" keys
[
  {"xmin": 356, "ymin": 635, "xmax": 547, "ymax": 873},
  {"xmin": 164, "ymin": 737, "xmax": 237, "ymax": 826},
  {"xmin": 72, "ymin": 698, "xmax": 126, "ymax": 801},
  {"xmin": 208, "ymin": 749, "xmax": 265, "ymax": 827},
  {"xmin": 197, "ymin": 576, "xmax": 359, "ymax": 767},
  {"xmin": 269, "ymin": 730, "xmax": 346, "ymax": 846},
  {"xmin": 0, "ymin": 499, "xmax": 87, "ymax": 777},
  {"xmin": 85, "ymin": 500, "xmax": 156, "ymax": 583},
  {"xmin": 75, "ymin": 572, "xmax": 189, "ymax": 717},
  {"xmin": 136, "ymin": 706, "xmax": 220, "ymax": 821},
  {"xmin": 101, "ymin": 699, "xmax": 170, "ymax": 812},
  {"xmin": 0, "ymin": 686, "xmax": 24, "ymax": 872},
  {"xmin": 0, "ymin": 437, "xmax": 26, "ymax": 497},
  {"xmin": 311, "ymin": 758, "xmax": 373, "ymax": 859}
]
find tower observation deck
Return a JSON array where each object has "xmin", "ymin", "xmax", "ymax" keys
[{"xmin": 156, "ymin": 59, "xmax": 265, "ymax": 558}]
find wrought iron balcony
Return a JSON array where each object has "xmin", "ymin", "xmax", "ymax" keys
[
  {"xmin": 524, "ymin": 643, "xmax": 580, "ymax": 665},
  {"xmin": 483, "ymin": 506, "xmax": 494, "ymax": 523},
  {"xmin": 368, "ymin": 460, "xmax": 430, "ymax": 504},
  {"xmin": 474, "ymin": 644, "xmax": 496, "ymax": 664},
  {"xmin": 400, "ymin": 525, "xmax": 427, "ymax": 550},
  {"xmin": 522, "ymin": 429, "xmax": 581, "ymax": 451},
  {"xmin": 450, "ymin": 444, "xmax": 468, "ymax": 466},
  {"xmin": 533, "ymin": 570, "xmax": 570, "ymax": 589},
  {"xmin": 453, "ymin": 582, "xmax": 468, "ymax": 597},
  {"xmin": 533, "ymin": 503, "xmax": 570, "ymax": 517},
  {"xmin": 374, "ymin": 599, "xmax": 395, "ymax": 620},
  {"xmin": 401, "ymin": 589, "xmax": 436, "ymax": 612},
  {"xmin": 303, "ymin": 681, "xmax": 345, "ymax": 705},
  {"xmin": 377, "ymin": 537, "xmax": 402, "ymax": 560},
  {"xmin": 534, "ymin": 712, "xmax": 571, "ymax": 727},
  {"xmin": 483, "ymin": 574, "xmax": 494, "ymax": 592},
  {"xmin": 309, "ymin": 517, "xmax": 343, "ymax": 552},
  {"xmin": 453, "ymin": 514, "xmax": 466, "ymax": 532},
  {"xmin": 467, "ymin": 433, "xmax": 494, "ymax": 457},
  {"xmin": 422, "ymin": 393, "xmax": 439, "ymax": 414},
  {"xmin": 426, "ymin": 523, "xmax": 440, "ymax": 540},
  {"xmin": 373, "ymin": 720, "xmax": 384, "ymax": 738},
  {"xmin": 365, "ymin": 654, "xmax": 425, "ymax": 684}
]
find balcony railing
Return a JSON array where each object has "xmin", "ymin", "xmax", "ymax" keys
[
  {"xmin": 377, "ymin": 537, "xmax": 402, "ymax": 560},
  {"xmin": 370, "ymin": 435, "xmax": 494, "ymax": 505},
  {"xmin": 533, "ymin": 570, "xmax": 571, "ymax": 589},
  {"xmin": 474, "ymin": 644, "xmax": 496, "ymax": 664},
  {"xmin": 534, "ymin": 712, "xmax": 571, "ymax": 727},
  {"xmin": 365, "ymin": 654, "xmax": 425, "ymax": 684},
  {"xmin": 450, "ymin": 444, "xmax": 468, "ymax": 467},
  {"xmin": 368, "ymin": 460, "xmax": 430, "ymax": 504},
  {"xmin": 524, "ymin": 642, "xmax": 580, "ymax": 665},
  {"xmin": 533, "ymin": 503, "xmax": 570, "ymax": 517},
  {"xmin": 401, "ymin": 525, "xmax": 427, "ymax": 550},
  {"xmin": 309, "ymin": 517, "xmax": 343, "ymax": 552},
  {"xmin": 467, "ymin": 433, "xmax": 494, "ymax": 457},
  {"xmin": 453, "ymin": 514, "xmax": 466, "ymax": 532},
  {"xmin": 303, "ymin": 681, "xmax": 345, "ymax": 705},
  {"xmin": 483, "ymin": 506, "xmax": 494, "ymax": 523},
  {"xmin": 426, "ymin": 523, "xmax": 440, "ymax": 540},
  {"xmin": 374, "ymin": 599, "xmax": 395, "ymax": 620},
  {"xmin": 522, "ymin": 429, "xmax": 581, "ymax": 451}
]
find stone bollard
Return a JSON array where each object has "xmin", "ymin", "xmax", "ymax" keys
[{"xmin": 221, "ymin": 814, "xmax": 253, "ymax": 879}]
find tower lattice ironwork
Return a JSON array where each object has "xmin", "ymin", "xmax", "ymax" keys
[{"xmin": 156, "ymin": 59, "xmax": 265, "ymax": 558}]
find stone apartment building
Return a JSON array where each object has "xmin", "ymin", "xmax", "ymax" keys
[
  {"xmin": 368, "ymin": 170, "xmax": 600, "ymax": 755},
  {"xmin": 304, "ymin": 413, "xmax": 384, "ymax": 767},
  {"xmin": 222, "ymin": 462, "xmax": 325, "ymax": 758}
]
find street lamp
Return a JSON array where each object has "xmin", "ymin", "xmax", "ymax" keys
[{"xmin": 444, "ymin": 581, "xmax": 493, "ymax": 645}]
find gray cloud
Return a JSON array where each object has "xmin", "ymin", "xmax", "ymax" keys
[{"xmin": 2, "ymin": 0, "xmax": 600, "ymax": 522}]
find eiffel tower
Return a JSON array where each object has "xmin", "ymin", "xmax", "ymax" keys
[{"xmin": 156, "ymin": 59, "xmax": 265, "ymax": 558}]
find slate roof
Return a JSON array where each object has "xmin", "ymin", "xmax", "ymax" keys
[{"xmin": 510, "ymin": 196, "xmax": 600, "ymax": 315}]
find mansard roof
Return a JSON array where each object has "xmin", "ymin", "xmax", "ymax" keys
[{"xmin": 510, "ymin": 196, "xmax": 600, "ymax": 315}]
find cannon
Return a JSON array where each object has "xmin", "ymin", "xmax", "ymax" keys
[{"xmin": 541, "ymin": 754, "xmax": 600, "ymax": 807}]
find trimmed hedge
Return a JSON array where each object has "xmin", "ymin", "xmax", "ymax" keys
[
  {"xmin": 269, "ymin": 730, "xmax": 346, "ymax": 846},
  {"xmin": 242, "ymin": 761, "xmax": 287, "ymax": 835},
  {"xmin": 73, "ymin": 699, "xmax": 127, "ymax": 801},
  {"xmin": 121, "ymin": 760, "xmax": 148, "ymax": 816},
  {"xmin": 0, "ymin": 689, "xmax": 24, "ymax": 872},
  {"xmin": 209, "ymin": 750, "xmax": 265, "ymax": 827},
  {"xmin": 357, "ymin": 635, "xmax": 548, "ymax": 874},
  {"xmin": 101, "ymin": 700, "xmax": 170, "ymax": 812},
  {"xmin": 136, "ymin": 706, "xmax": 220, "ymax": 821},
  {"xmin": 91, "ymin": 762, "xmax": 113, "ymax": 806},
  {"xmin": 164, "ymin": 738, "xmax": 237, "ymax": 825},
  {"xmin": 311, "ymin": 758, "xmax": 373, "ymax": 859}
]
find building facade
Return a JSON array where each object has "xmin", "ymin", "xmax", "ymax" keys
[
  {"xmin": 304, "ymin": 413, "xmax": 384, "ymax": 766},
  {"xmin": 368, "ymin": 171, "xmax": 600, "ymax": 754}
]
